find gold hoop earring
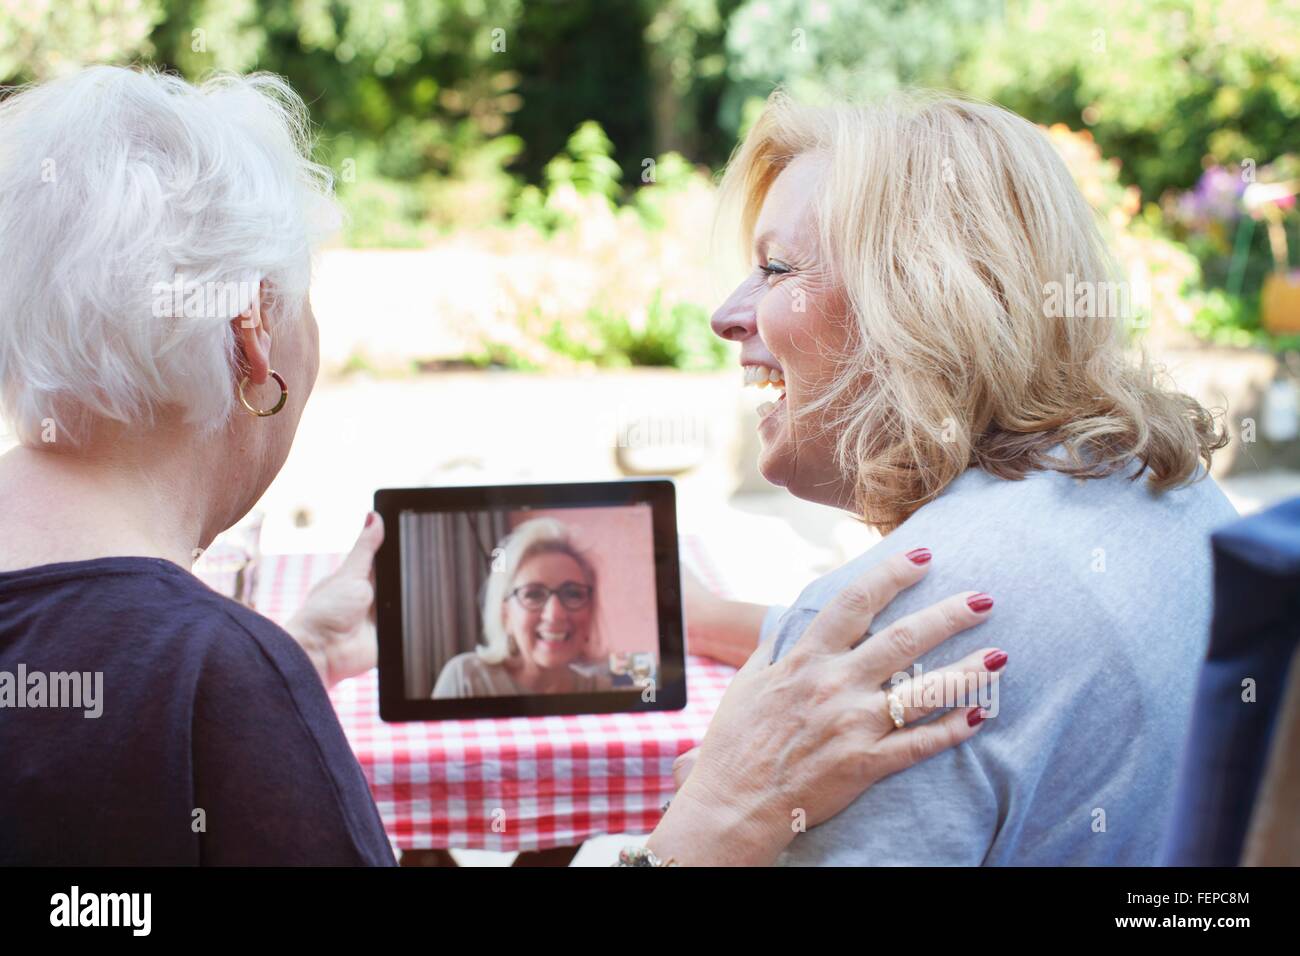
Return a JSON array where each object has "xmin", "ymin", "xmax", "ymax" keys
[{"xmin": 238, "ymin": 370, "xmax": 288, "ymax": 417}]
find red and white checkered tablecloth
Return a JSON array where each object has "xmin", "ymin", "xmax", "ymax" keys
[{"xmin": 246, "ymin": 538, "xmax": 738, "ymax": 852}]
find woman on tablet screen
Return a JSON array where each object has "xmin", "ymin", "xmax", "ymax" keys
[{"xmin": 433, "ymin": 519, "xmax": 614, "ymax": 698}]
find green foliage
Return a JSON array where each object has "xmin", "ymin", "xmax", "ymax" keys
[
  {"xmin": 8, "ymin": 0, "xmax": 1300, "ymax": 352},
  {"xmin": 633, "ymin": 151, "xmax": 701, "ymax": 228},
  {"xmin": 508, "ymin": 120, "xmax": 622, "ymax": 233},
  {"xmin": 8, "ymin": 0, "xmax": 1300, "ymax": 222},
  {"xmin": 721, "ymin": 0, "xmax": 995, "ymax": 134},
  {"xmin": 0, "ymin": 0, "xmax": 164, "ymax": 80},
  {"xmin": 1192, "ymin": 289, "xmax": 1261, "ymax": 348},
  {"xmin": 541, "ymin": 295, "xmax": 729, "ymax": 370},
  {"xmin": 544, "ymin": 122, "xmax": 623, "ymax": 202},
  {"xmin": 504, "ymin": 0, "xmax": 659, "ymax": 184},
  {"xmin": 1192, "ymin": 288, "xmax": 1300, "ymax": 353},
  {"xmin": 959, "ymin": 0, "xmax": 1300, "ymax": 203},
  {"xmin": 510, "ymin": 122, "xmax": 705, "ymax": 236},
  {"xmin": 0, "ymin": 0, "xmax": 529, "ymax": 244},
  {"xmin": 458, "ymin": 342, "xmax": 541, "ymax": 372}
]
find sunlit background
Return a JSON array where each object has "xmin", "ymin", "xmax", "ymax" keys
[{"xmin": 3, "ymin": 0, "xmax": 1300, "ymax": 616}]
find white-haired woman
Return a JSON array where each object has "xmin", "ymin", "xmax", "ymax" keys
[
  {"xmin": 0, "ymin": 68, "xmax": 1009, "ymax": 866},
  {"xmin": 433, "ymin": 519, "xmax": 613, "ymax": 698},
  {"xmin": 696, "ymin": 91, "xmax": 1238, "ymax": 865}
]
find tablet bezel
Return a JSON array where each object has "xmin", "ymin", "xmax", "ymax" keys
[{"xmin": 374, "ymin": 479, "xmax": 687, "ymax": 721}]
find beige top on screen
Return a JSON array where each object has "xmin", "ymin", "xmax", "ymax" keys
[{"xmin": 431, "ymin": 652, "xmax": 614, "ymax": 699}]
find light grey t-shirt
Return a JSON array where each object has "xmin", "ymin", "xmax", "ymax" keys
[
  {"xmin": 431, "ymin": 652, "xmax": 612, "ymax": 698},
  {"xmin": 765, "ymin": 461, "xmax": 1238, "ymax": 866}
]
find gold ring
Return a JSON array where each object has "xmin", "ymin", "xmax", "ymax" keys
[
  {"xmin": 886, "ymin": 688, "xmax": 906, "ymax": 730},
  {"xmin": 238, "ymin": 370, "xmax": 288, "ymax": 417}
]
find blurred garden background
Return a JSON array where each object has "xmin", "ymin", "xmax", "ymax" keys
[
  {"xmin": 4, "ymin": 0, "xmax": 1300, "ymax": 597},
  {"xmin": 6, "ymin": 0, "xmax": 1300, "ymax": 868}
]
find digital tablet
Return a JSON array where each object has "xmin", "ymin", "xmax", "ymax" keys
[{"xmin": 374, "ymin": 479, "xmax": 687, "ymax": 721}]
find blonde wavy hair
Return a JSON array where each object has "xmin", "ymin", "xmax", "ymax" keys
[{"xmin": 716, "ymin": 90, "xmax": 1226, "ymax": 532}]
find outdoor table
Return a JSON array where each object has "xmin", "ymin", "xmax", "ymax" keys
[{"xmin": 237, "ymin": 538, "xmax": 738, "ymax": 865}]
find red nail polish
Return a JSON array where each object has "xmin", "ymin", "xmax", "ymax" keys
[
  {"xmin": 905, "ymin": 547, "xmax": 932, "ymax": 565},
  {"xmin": 967, "ymin": 593, "xmax": 994, "ymax": 613},
  {"xmin": 983, "ymin": 649, "xmax": 1007, "ymax": 671},
  {"xmin": 364, "ymin": 512, "xmax": 376, "ymax": 529},
  {"xmin": 967, "ymin": 708, "xmax": 987, "ymax": 727}
]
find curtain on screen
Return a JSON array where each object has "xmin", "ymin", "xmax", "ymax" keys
[{"xmin": 400, "ymin": 510, "xmax": 509, "ymax": 698}]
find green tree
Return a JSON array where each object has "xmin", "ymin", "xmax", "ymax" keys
[
  {"xmin": 720, "ymin": 0, "xmax": 996, "ymax": 134},
  {"xmin": 959, "ymin": 0, "xmax": 1300, "ymax": 200}
]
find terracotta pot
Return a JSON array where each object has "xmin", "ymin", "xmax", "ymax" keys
[{"xmin": 1261, "ymin": 271, "xmax": 1300, "ymax": 334}]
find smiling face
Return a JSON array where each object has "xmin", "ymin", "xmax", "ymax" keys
[
  {"xmin": 502, "ymin": 550, "xmax": 594, "ymax": 672},
  {"xmin": 711, "ymin": 152, "xmax": 857, "ymax": 510}
]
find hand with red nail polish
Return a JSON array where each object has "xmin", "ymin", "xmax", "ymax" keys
[{"xmin": 649, "ymin": 549, "xmax": 1002, "ymax": 866}]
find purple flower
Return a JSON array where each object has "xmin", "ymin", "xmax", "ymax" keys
[{"xmin": 1177, "ymin": 166, "xmax": 1245, "ymax": 226}]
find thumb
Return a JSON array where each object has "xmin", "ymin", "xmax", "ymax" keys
[{"xmin": 340, "ymin": 511, "xmax": 384, "ymax": 577}]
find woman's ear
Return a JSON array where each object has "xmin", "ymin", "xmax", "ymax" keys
[{"xmin": 232, "ymin": 281, "xmax": 272, "ymax": 385}]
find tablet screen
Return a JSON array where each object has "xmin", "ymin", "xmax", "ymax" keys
[{"xmin": 374, "ymin": 481, "xmax": 687, "ymax": 720}]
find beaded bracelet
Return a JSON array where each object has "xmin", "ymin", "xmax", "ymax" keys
[{"xmin": 613, "ymin": 846, "xmax": 678, "ymax": 867}]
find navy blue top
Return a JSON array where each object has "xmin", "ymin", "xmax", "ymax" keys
[
  {"xmin": 1162, "ymin": 495, "xmax": 1300, "ymax": 865},
  {"xmin": 0, "ymin": 556, "xmax": 396, "ymax": 865}
]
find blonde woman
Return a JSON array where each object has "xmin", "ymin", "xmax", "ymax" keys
[
  {"xmin": 695, "ymin": 91, "xmax": 1237, "ymax": 866},
  {"xmin": 0, "ymin": 66, "xmax": 1009, "ymax": 867},
  {"xmin": 432, "ymin": 518, "xmax": 613, "ymax": 697}
]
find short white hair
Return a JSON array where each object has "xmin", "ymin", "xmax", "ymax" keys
[{"xmin": 0, "ymin": 66, "xmax": 339, "ymax": 445}]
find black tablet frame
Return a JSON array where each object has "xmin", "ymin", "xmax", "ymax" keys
[{"xmin": 374, "ymin": 479, "xmax": 687, "ymax": 721}]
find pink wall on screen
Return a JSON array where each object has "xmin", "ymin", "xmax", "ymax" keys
[{"xmin": 508, "ymin": 504, "xmax": 658, "ymax": 656}]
